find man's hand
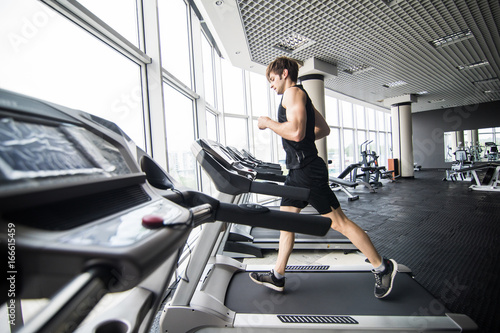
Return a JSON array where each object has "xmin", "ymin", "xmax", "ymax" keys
[{"xmin": 258, "ymin": 116, "xmax": 271, "ymax": 130}]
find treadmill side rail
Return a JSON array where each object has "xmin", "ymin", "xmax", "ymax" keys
[
  {"xmin": 230, "ymin": 313, "xmax": 477, "ymax": 332},
  {"xmin": 162, "ymin": 306, "xmax": 234, "ymax": 333},
  {"xmin": 446, "ymin": 313, "xmax": 479, "ymax": 332}
]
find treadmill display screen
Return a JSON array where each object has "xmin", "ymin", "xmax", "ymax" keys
[{"xmin": 0, "ymin": 117, "xmax": 131, "ymax": 183}]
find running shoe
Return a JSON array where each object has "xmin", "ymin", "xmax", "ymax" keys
[
  {"xmin": 373, "ymin": 258, "xmax": 398, "ymax": 298},
  {"xmin": 249, "ymin": 270, "xmax": 285, "ymax": 292}
]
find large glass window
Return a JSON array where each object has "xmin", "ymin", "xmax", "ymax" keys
[
  {"xmin": 164, "ymin": 83, "xmax": 197, "ymax": 189},
  {"xmin": 249, "ymin": 71, "xmax": 269, "ymax": 116},
  {"xmin": 77, "ymin": 0, "xmax": 139, "ymax": 46},
  {"xmin": 385, "ymin": 112, "xmax": 392, "ymax": 132},
  {"xmin": 343, "ymin": 129, "xmax": 355, "ymax": 166},
  {"xmin": 206, "ymin": 109, "xmax": 218, "ymax": 141},
  {"xmin": 225, "ymin": 116, "xmax": 248, "ymax": 149},
  {"xmin": 0, "ymin": 0, "xmax": 145, "ymax": 148},
  {"xmin": 357, "ymin": 130, "xmax": 367, "ymax": 158},
  {"xmin": 355, "ymin": 105, "xmax": 366, "ymax": 129},
  {"xmin": 327, "ymin": 128, "xmax": 341, "ymax": 176},
  {"xmin": 378, "ymin": 132, "xmax": 387, "ymax": 166},
  {"xmin": 325, "ymin": 96, "xmax": 339, "ymax": 126},
  {"xmin": 201, "ymin": 33, "xmax": 215, "ymax": 107},
  {"xmin": 158, "ymin": 0, "xmax": 192, "ymax": 87},
  {"xmin": 221, "ymin": 58, "xmax": 245, "ymax": 115},
  {"xmin": 367, "ymin": 108, "xmax": 376, "ymax": 130},
  {"xmin": 369, "ymin": 131, "xmax": 377, "ymax": 149},
  {"xmin": 478, "ymin": 128, "xmax": 493, "ymax": 143},
  {"xmin": 377, "ymin": 110, "xmax": 386, "ymax": 131},
  {"xmin": 253, "ymin": 119, "xmax": 272, "ymax": 162},
  {"xmin": 340, "ymin": 100, "xmax": 353, "ymax": 128}
]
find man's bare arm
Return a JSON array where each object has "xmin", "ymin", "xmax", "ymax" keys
[
  {"xmin": 258, "ymin": 87, "xmax": 307, "ymax": 142},
  {"xmin": 314, "ymin": 106, "xmax": 330, "ymax": 140}
]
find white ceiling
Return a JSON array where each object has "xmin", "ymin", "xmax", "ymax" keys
[{"xmin": 195, "ymin": 0, "xmax": 500, "ymax": 112}]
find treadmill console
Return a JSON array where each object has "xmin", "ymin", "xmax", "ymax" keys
[{"xmin": 0, "ymin": 89, "xmax": 192, "ymax": 298}]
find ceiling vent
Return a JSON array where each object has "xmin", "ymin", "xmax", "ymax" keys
[
  {"xmin": 381, "ymin": 0, "xmax": 405, "ymax": 6},
  {"xmin": 472, "ymin": 77, "xmax": 499, "ymax": 85},
  {"xmin": 383, "ymin": 80, "xmax": 407, "ymax": 88},
  {"xmin": 430, "ymin": 29, "xmax": 474, "ymax": 48},
  {"xmin": 457, "ymin": 60, "xmax": 489, "ymax": 71},
  {"xmin": 344, "ymin": 64, "xmax": 374, "ymax": 75},
  {"xmin": 428, "ymin": 98, "xmax": 446, "ymax": 103},
  {"xmin": 274, "ymin": 32, "xmax": 315, "ymax": 54}
]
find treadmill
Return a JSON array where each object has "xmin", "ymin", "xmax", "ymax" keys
[
  {"xmin": 0, "ymin": 89, "xmax": 331, "ymax": 333},
  {"xmin": 203, "ymin": 140, "xmax": 356, "ymax": 258},
  {"xmin": 158, "ymin": 138, "xmax": 478, "ymax": 332}
]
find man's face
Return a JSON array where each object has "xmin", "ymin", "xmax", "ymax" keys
[{"xmin": 269, "ymin": 70, "xmax": 287, "ymax": 95}]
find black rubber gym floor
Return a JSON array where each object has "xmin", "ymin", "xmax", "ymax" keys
[{"xmin": 340, "ymin": 169, "xmax": 500, "ymax": 333}]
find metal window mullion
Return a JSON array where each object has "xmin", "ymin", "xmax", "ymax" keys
[
  {"xmin": 41, "ymin": 0, "xmax": 151, "ymax": 65},
  {"xmin": 162, "ymin": 68, "xmax": 200, "ymax": 100}
]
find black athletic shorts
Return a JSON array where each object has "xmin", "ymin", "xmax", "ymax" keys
[{"xmin": 281, "ymin": 156, "xmax": 340, "ymax": 214}]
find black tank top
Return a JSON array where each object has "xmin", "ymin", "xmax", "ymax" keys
[{"xmin": 278, "ymin": 85, "xmax": 318, "ymax": 169}]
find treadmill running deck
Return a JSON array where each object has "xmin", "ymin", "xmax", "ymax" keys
[{"xmin": 226, "ymin": 271, "xmax": 448, "ymax": 316}]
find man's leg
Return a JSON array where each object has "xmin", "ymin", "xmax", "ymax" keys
[
  {"xmin": 324, "ymin": 206, "xmax": 381, "ymax": 267},
  {"xmin": 249, "ymin": 206, "xmax": 301, "ymax": 291},
  {"xmin": 274, "ymin": 206, "xmax": 301, "ymax": 275},
  {"xmin": 325, "ymin": 206, "xmax": 397, "ymax": 298}
]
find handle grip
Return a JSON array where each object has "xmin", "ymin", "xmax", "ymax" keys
[{"xmin": 215, "ymin": 202, "xmax": 330, "ymax": 236}]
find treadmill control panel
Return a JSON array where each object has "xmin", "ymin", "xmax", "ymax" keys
[
  {"xmin": 60, "ymin": 198, "xmax": 186, "ymax": 247},
  {"xmin": 0, "ymin": 88, "xmax": 193, "ymax": 297}
]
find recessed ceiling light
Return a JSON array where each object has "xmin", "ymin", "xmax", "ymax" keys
[
  {"xmin": 417, "ymin": 91, "xmax": 429, "ymax": 95},
  {"xmin": 430, "ymin": 29, "xmax": 474, "ymax": 48},
  {"xmin": 383, "ymin": 80, "xmax": 407, "ymax": 88},
  {"xmin": 215, "ymin": 0, "xmax": 224, "ymax": 6},
  {"xmin": 381, "ymin": 0, "xmax": 404, "ymax": 5},
  {"xmin": 344, "ymin": 64, "xmax": 374, "ymax": 75},
  {"xmin": 274, "ymin": 32, "xmax": 315, "ymax": 54},
  {"xmin": 428, "ymin": 98, "xmax": 445, "ymax": 103},
  {"xmin": 457, "ymin": 60, "xmax": 489, "ymax": 70},
  {"xmin": 473, "ymin": 77, "xmax": 499, "ymax": 85}
]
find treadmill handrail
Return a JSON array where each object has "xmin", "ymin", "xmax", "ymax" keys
[{"xmin": 192, "ymin": 139, "xmax": 310, "ymax": 200}]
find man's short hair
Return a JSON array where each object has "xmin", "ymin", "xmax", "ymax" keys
[{"xmin": 266, "ymin": 56, "xmax": 299, "ymax": 83}]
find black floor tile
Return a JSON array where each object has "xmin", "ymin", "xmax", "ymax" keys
[{"xmin": 340, "ymin": 170, "xmax": 499, "ymax": 332}]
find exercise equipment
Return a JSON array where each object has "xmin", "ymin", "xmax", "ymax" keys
[
  {"xmin": 0, "ymin": 88, "xmax": 330, "ymax": 333},
  {"xmin": 195, "ymin": 139, "xmax": 357, "ymax": 258},
  {"xmin": 225, "ymin": 145, "xmax": 283, "ymax": 176},
  {"xmin": 329, "ymin": 175, "xmax": 360, "ymax": 201},
  {"xmin": 485, "ymin": 142, "xmax": 499, "ymax": 161},
  {"xmin": 335, "ymin": 140, "xmax": 394, "ymax": 192},
  {"xmin": 444, "ymin": 148, "xmax": 473, "ymax": 181},
  {"xmin": 158, "ymin": 137, "xmax": 478, "ymax": 332},
  {"xmin": 241, "ymin": 148, "xmax": 282, "ymax": 171},
  {"xmin": 359, "ymin": 140, "xmax": 395, "ymax": 186},
  {"xmin": 337, "ymin": 161, "xmax": 376, "ymax": 192},
  {"xmin": 459, "ymin": 162, "xmax": 500, "ymax": 192}
]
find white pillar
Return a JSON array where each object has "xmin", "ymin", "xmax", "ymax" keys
[
  {"xmin": 391, "ymin": 103, "xmax": 414, "ymax": 177},
  {"xmin": 299, "ymin": 74, "xmax": 328, "ymax": 163},
  {"xmin": 456, "ymin": 131, "xmax": 465, "ymax": 148}
]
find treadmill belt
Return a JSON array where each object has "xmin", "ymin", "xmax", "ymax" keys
[
  {"xmin": 225, "ymin": 271, "xmax": 450, "ymax": 316},
  {"xmin": 251, "ymin": 227, "xmax": 350, "ymax": 242}
]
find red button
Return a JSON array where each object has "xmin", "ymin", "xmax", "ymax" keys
[{"xmin": 142, "ymin": 215, "xmax": 164, "ymax": 228}]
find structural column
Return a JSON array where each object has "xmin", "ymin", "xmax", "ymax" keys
[
  {"xmin": 299, "ymin": 74, "xmax": 328, "ymax": 163},
  {"xmin": 456, "ymin": 131, "xmax": 465, "ymax": 148},
  {"xmin": 391, "ymin": 103, "xmax": 414, "ymax": 177},
  {"xmin": 471, "ymin": 129, "xmax": 479, "ymax": 146}
]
